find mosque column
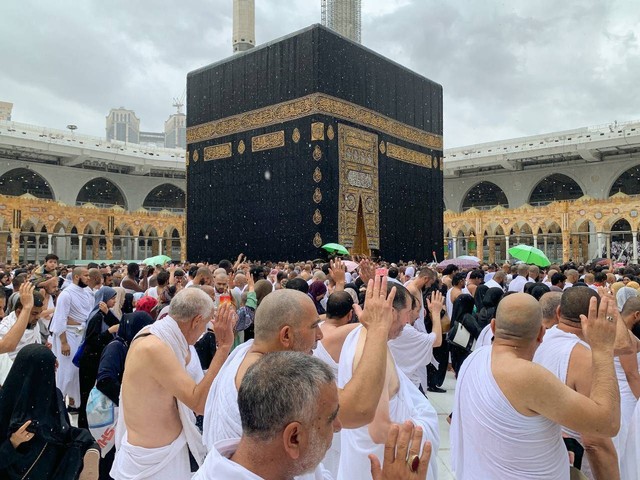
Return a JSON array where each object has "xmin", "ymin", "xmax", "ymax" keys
[
  {"xmin": 633, "ymin": 231, "xmax": 638, "ymax": 264},
  {"xmin": 581, "ymin": 235, "xmax": 589, "ymax": 263},
  {"xmin": 488, "ymin": 238, "xmax": 496, "ymax": 264},
  {"xmin": 533, "ymin": 233, "xmax": 538, "ymax": 249},
  {"xmin": 106, "ymin": 234, "xmax": 113, "ymax": 261},
  {"xmin": 78, "ymin": 235, "xmax": 84, "ymax": 261},
  {"xmin": 505, "ymin": 235, "xmax": 510, "ymax": 261},
  {"xmin": 475, "ymin": 232, "xmax": 484, "ymax": 261},
  {"xmin": 23, "ymin": 234, "xmax": 28, "ymax": 263},
  {"xmin": 543, "ymin": 236, "xmax": 548, "ymax": 258},
  {"xmin": 0, "ymin": 233, "xmax": 8, "ymax": 263},
  {"xmin": 158, "ymin": 238, "xmax": 163, "ymax": 257},
  {"xmin": 606, "ymin": 234, "xmax": 611, "ymax": 260},
  {"xmin": 11, "ymin": 230, "xmax": 20, "ymax": 265},
  {"xmin": 92, "ymin": 237, "xmax": 99, "ymax": 260},
  {"xmin": 571, "ymin": 235, "xmax": 579, "ymax": 262},
  {"xmin": 47, "ymin": 234, "xmax": 53, "ymax": 254},
  {"xmin": 562, "ymin": 231, "xmax": 570, "ymax": 263},
  {"xmin": 452, "ymin": 236, "xmax": 458, "ymax": 258},
  {"xmin": 133, "ymin": 237, "xmax": 139, "ymax": 260},
  {"xmin": 596, "ymin": 232, "xmax": 605, "ymax": 257},
  {"xmin": 180, "ymin": 237, "xmax": 186, "ymax": 263},
  {"xmin": 34, "ymin": 235, "xmax": 40, "ymax": 263}
]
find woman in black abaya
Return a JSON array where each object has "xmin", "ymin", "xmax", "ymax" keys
[{"xmin": 0, "ymin": 344, "xmax": 98, "ymax": 479}]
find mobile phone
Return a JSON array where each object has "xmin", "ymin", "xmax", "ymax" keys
[{"xmin": 375, "ymin": 268, "xmax": 388, "ymax": 277}]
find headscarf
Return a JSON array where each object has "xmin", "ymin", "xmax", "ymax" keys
[
  {"xmin": 0, "ymin": 344, "xmax": 69, "ymax": 444},
  {"xmin": 530, "ymin": 283, "xmax": 551, "ymax": 301},
  {"xmin": 116, "ymin": 311, "xmax": 154, "ymax": 345},
  {"xmin": 88, "ymin": 286, "xmax": 117, "ymax": 321},
  {"xmin": 111, "ymin": 287, "xmax": 126, "ymax": 320},
  {"xmin": 627, "ymin": 281, "xmax": 640, "ymax": 290},
  {"xmin": 254, "ymin": 280, "xmax": 273, "ymax": 307},
  {"xmin": 308, "ymin": 280, "xmax": 328, "ymax": 314},
  {"xmin": 135, "ymin": 296, "xmax": 158, "ymax": 315},
  {"xmin": 405, "ymin": 266, "xmax": 415, "ymax": 279},
  {"xmin": 61, "ymin": 272, "xmax": 73, "ymax": 290},
  {"xmin": 610, "ymin": 282, "xmax": 625, "ymax": 296},
  {"xmin": 473, "ymin": 285, "xmax": 489, "ymax": 312},
  {"xmin": 617, "ymin": 287, "xmax": 639, "ymax": 312},
  {"xmin": 483, "ymin": 288, "xmax": 505, "ymax": 309},
  {"xmin": 451, "ymin": 294, "xmax": 475, "ymax": 325}
]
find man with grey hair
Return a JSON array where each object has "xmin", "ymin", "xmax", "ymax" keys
[
  {"xmin": 539, "ymin": 291, "xmax": 563, "ymax": 329},
  {"xmin": 508, "ymin": 263, "xmax": 531, "ymax": 293},
  {"xmin": 111, "ymin": 287, "xmax": 236, "ymax": 480},
  {"xmin": 564, "ymin": 269, "xmax": 579, "ymax": 289},
  {"xmin": 203, "ymin": 275, "xmax": 398, "ymax": 479},
  {"xmin": 195, "ymin": 351, "xmax": 431, "ymax": 480}
]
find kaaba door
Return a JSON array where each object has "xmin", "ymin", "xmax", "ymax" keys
[
  {"xmin": 338, "ymin": 124, "xmax": 380, "ymax": 255},
  {"xmin": 352, "ymin": 200, "xmax": 370, "ymax": 256}
]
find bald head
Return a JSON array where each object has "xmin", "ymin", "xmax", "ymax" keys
[
  {"xmin": 494, "ymin": 293, "xmax": 542, "ymax": 341},
  {"xmin": 254, "ymin": 289, "xmax": 314, "ymax": 342},
  {"xmin": 622, "ymin": 296, "xmax": 640, "ymax": 317}
]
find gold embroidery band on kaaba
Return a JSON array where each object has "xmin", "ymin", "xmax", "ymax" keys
[
  {"xmin": 187, "ymin": 93, "xmax": 442, "ymax": 151},
  {"xmin": 203, "ymin": 143, "xmax": 232, "ymax": 161},
  {"xmin": 252, "ymin": 131, "xmax": 285, "ymax": 152},
  {"xmin": 386, "ymin": 142, "xmax": 433, "ymax": 168}
]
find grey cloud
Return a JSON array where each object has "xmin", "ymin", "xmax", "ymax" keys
[{"xmin": 1, "ymin": 0, "xmax": 638, "ymax": 146}]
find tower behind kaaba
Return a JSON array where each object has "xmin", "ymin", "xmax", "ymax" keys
[{"xmin": 186, "ymin": 24, "xmax": 443, "ymax": 262}]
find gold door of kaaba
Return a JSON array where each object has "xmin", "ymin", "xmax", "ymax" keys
[{"xmin": 338, "ymin": 124, "xmax": 380, "ymax": 256}]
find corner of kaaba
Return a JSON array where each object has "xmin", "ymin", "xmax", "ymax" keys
[{"xmin": 186, "ymin": 24, "xmax": 443, "ymax": 263}]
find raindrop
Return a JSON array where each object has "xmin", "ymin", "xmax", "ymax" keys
[
  {"xmin": 264, "ymin": 170, "xmax": 271, "ymax": 181},
  {"xmin": 204, "ymin": 234, "xmax": 209, "ymax": 240}
]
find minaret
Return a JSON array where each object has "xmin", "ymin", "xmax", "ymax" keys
[{"xmin": 233, "ymin": 0, "xmax": 255, "ymax": 53}]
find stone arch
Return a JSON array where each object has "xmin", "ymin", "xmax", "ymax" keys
[
  {"xmin": 608, "ymin": 162, "xmax": 640, "ymax": 197},
  {"xmin": 0, "ymin": 168, "xmax": 55, "ymax": 200},
  {"xmin": 143, "ymin": 184, "xmax": 186, "ymax": 211},
  {"xmin": 76, "ymin": 177, "xmax": 128, "ymax": 209},
  {"xmin": 528, "ymin": 174, "xmax": 584, "ymax": 206},
  {"xmin": 461, "ymin": 181, "xmax": 509, "ymax": 210}
]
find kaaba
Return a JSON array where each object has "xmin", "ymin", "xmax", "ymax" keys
[{"xmin": 186, "ymin": 24, "xmax": 443, "ymax": 262}]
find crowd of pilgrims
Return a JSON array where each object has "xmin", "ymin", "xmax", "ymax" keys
[{"xmin": 0, "ymin": 253, "xmax": 640, "ymax": 479}]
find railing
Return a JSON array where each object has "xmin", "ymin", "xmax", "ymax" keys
[{"xmin": 0, "ymin": 119, "xmax": 186, "ymax": 162}]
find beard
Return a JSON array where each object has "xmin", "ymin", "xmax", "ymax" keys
[
  {"xmin": 78, "ymin": 279, "xmax": 88, "ymax": 289},
  {"xmin": 288, "ymin": 426, "xmax": 331, "ymax": 477}
]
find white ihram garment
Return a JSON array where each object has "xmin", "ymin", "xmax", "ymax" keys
[
  {"xmin": 337, "ymin": 326, "xmax": 439, "ymax": 480},
  {"xmin": 388, "ymin": 324, "xmax": 437, "ymax": 389},
  {"xmin": 50, "ymin": 283, "xmax": 94, "ymax": 405},
  {"xmin": 193, "ymin": 438, "xmax": 331, "ymax": 480},
  {"xmin": 203, "ymin": 340, "xmax": 331, "ymax": 480},
  {"xmin": 622, "ymin": 400, "xmax": 640, "ymax": 480},
  {"xmin": 612, "ymin": 355, "xmax": 639, "ymax": 456},
  {"xmin": 451, "ymin": 346, "xmax": 569, "ymax": 479},
  {"xmin": 111, "ymin": 316, "xmax": 207, "ymax": 480},
  {"xmin": 0, "ymin": 310, "xmax": 41, "ymax": 360},
  {"xmin": 313, "ymin": 341, "xmax": 341, "ymax": 478}
]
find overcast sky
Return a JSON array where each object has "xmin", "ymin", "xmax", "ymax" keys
[{"xmin": 2, "ymin": 0, "xmax": 638, "ymax": 148}]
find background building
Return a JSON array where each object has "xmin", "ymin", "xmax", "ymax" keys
[
  {"xmin": 106, "ymin": 107, "xmax": 140, "ymax": 144},
  {"xmin": 321, "ymin": 0, "xmax": 362, "ymax": 43},
  {"xmin": 0, "ymin": 102, "xmax": 12, "ymax": 121}
]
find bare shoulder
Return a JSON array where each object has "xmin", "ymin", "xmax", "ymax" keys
[{"xmin": 128, "ymin": 335, "xmax": 174, "ymax": 366}]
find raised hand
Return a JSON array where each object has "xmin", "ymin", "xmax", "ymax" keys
[
  {"xmin": 10, "ymin": 420, "xmax": 35, "ymax": 449},
  {"xmin": 426, "ymin": 291, "xmax": 444, "ymax": 314},
  {"xmin": 370, "ymin": 421, "xmax": 431, "ymax": 480},
  {"xmin": 580, "ymin": 295, "xmax": 616, "ymax": 353},
  {"xmin": 358, "ymin": 258, "xmax": 375, "ymax": 284},
  {"xmin": 330, "ymin": 258, "xmax": 346, "ymax": 289},
  {"xmin": 213, "ymin": 302, "xmax": 237, "ymax": 350},
  {"xmin": 354, "ymin": 274, "xmax": 395, "ymax": 335},
  {"xmin": 99, "ymin": 301, "xmax": 109, "ymax": 314},
  {"xmin": 19, "ymin": 282, "xmax": 35, "ymax": 311}
]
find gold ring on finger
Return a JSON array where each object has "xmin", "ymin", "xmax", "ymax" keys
[{"xmin": 406, "ymin": 454, "xmax": 420, "ymax": 473}]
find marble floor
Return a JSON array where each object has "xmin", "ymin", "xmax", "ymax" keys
[{"xmin": 427, "ymin": 372, "xmax": 457, "ymax": 480}]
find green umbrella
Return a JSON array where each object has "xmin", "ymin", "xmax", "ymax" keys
[
  {"xmin": 321, "ymin": 243, "xmax": 350, "ymax": 256},
  {"xmin": 142, "ymin": 254, "xmax": 172, "ymax": 266},
  {"xmin": 508, "ymin": 245, "xmax": 551, "ymax": 267}
]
